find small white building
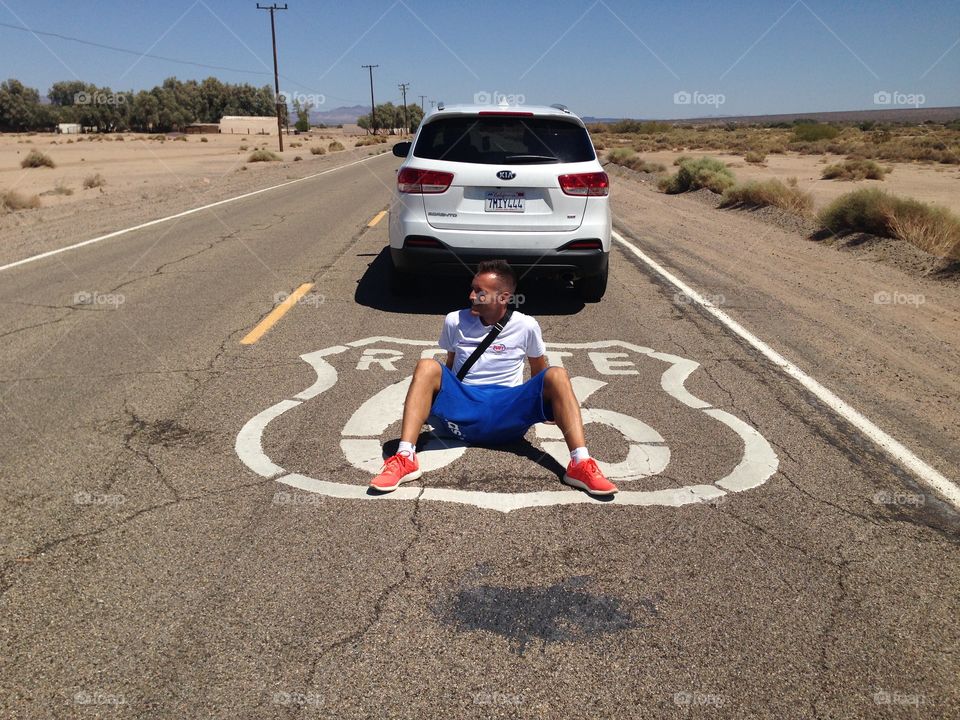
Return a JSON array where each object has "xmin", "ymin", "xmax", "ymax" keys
[
  {"xmin": 219, "ymin": 116, "xmax": 279, "ymax": 135},
  {"xmin": 57, "ymin": 123, "xmax": 81, "ymax": 134}
]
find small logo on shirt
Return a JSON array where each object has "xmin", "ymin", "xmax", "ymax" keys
[{"xmin": 491, "ymin": 343, "xmax": 506, "ymax": 353}]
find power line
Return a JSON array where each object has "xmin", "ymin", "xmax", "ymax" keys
[{"xmin": 0, "ymin": 20, "xmax": 271, "ymax": 76}]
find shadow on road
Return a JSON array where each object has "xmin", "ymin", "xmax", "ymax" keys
[{"xmin": 354, "ymin": 248, "xmax": 588, "ymax": 316}]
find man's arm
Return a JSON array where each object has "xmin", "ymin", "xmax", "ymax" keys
[
  {"xmin": 528, "ymin": 355, "xmax": 549, "ymax": 376},
  {"xmin": 445, "ymin": 352, "xmax": 455, "ymax": 370}
]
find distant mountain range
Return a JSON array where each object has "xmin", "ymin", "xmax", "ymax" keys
[{"xmin": 309, "ymin": 104, "xmax": 367, "ymax": 125}]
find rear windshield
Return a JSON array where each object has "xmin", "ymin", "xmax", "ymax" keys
[{"xmin": 413, "ymin": 116, "xmax": 595, "ymax": 164}]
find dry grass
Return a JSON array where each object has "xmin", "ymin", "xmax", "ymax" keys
[
  {"xmin": 818, "ymin": 188, "xmax": 960, "ymax": 259},
  {"xmin": 20, "ymin": 150, "xmax": 55, "ymax": 168},
  {"xmin": 82, "ymin": 173, "xmax": 106, "ymax": 189},
  {"xmin": 744, "ymin": 151, "xmax": 766, "ymax": 164},
  {"xmin": 310, "ymin": 146, "xmax": 325, "ymax": 155},
  {"xmin": 822, "ymin": 158, "xmax": 889, "ymax": 180},
  {"xmin": 658, "ymin": 156, "xmax": 735, "ymax": 194},
  {"xmin": 40, "ymin": 180, "xmax": 73, "ymax": 196},
  {"xmin": 355, "ymin": 136, "xmax": 388, "ymax": 147},
  {"xmin": 720, "ymin": 178, "xmax": 813, "ymax": 215},
  {"xmin": 2, "ymin": 189, "xmax": 41, "ymax": 212},
  {"xmin": 247, "ymin": 149, "xmax": 280, "ymax": 162},
  {"xmin": 606, "ymin": 148, "xmax": 666, "ymax": 173},
  {"xmin": 328, "ymin": 141, "xmax": 345, "ymax": 152}
]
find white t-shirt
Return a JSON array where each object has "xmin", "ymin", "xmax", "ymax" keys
[{"xmin": 439, "ymin": 309, "xmax": 546, "ymax": 387}]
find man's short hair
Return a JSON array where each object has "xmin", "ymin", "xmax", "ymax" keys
[{"xmin": 476, "ymin": 259, "xmax": 517, "ymax": 293}]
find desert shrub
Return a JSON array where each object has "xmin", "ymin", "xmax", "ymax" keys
[
  {"xmin": 248, "ymin": 149, "xmax": 280, "ymax": 162},
  {"xmin": 82, "ymin": 173, "xmax": 106, "ymax": 189},
  {"xmin": 355, "ymin": 136, "xmax": 387, "ymax": 146},
  {"xmin": 720, "ymin": 178, "xmax": 813, "ymax": 215},
  {"xmin": 239, "ymin": 145, "xmax": 248, "ymax": 151},
  {"xmin": 792, "ymin": 123, "xmax": 840, "ymax": 142},
  {"xmin": 293, "ymin": 155, "xmax": 302, "ymax": 161},
  {"xmin": 658, "ymin": 156, "xmax": 735, "ymax": 194},
  {"xmin": 310, "ymin": 146, "xmax": 325, "ymax": 155},
  {"xmin": 606, "ymin": 148, "xmax": 665, "ymax": 173},
  {"xmin": 41, "ymin": 180, "xmax": 73, "ymax": 196},
  {"xmin": 175, "ymin": 136, "xmax": 187, "ymax": 142},
  {"xmin": 744, "ymin": 151, "xmax": 766, "ymax": 164},
  {"xmin": 1, "ymin": 189, "xmax": 41, "ymax": 212},
  {"xmin": 21, "ymin": 150, "xmax": 55, "ymax": 168},
  {"xmin": 328, "ymin": 141, "xmax": 345, "ymax": 151},
  {"xmin": 822, "ymin": 158, "xmax": 889, "ymax": 180},
  {"xmin": 200, "ymin": 137, "xmax": 208, "ymax": 142},
  {"xmin": 818, "ymin": 188, "xmax": 960, "ymax": 258}
]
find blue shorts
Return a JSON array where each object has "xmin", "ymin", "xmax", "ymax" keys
[{"xmin": 429, "ymin": 362, "xmax": 554, "ymax": 445}]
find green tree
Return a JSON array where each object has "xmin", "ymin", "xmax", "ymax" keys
[{"xmin": 0, "ymin": 79, "xmax": 43, "ymax": 130}]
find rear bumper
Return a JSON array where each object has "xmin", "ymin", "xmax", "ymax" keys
[{"xmin": 391, "ymin": 242, "xmax": 608, "ymax": 280}]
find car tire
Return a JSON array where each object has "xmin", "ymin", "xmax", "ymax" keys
[{"xmin": 577, "ymin": 269, "xmax": 608, "ymax": 302}]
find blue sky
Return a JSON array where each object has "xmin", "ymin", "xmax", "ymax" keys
[{"xmin": 2, "ymin": 0, "xmax": 958, "ymax": 118}]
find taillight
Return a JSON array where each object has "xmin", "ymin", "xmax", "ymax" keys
[
  {"xmin": 563, "ymin": 240, "xmax": 603, "ymax": 250},
  {"xmin": 558, "ymin": 172, "xmax": 609, "ymax": 196},
  {"xmin": 397, "ymin": 167, "xmax": 453, "ymax": 194}
]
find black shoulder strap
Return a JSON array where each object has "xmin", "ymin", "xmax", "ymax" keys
[{"xmin": 456, "ymin": 309, "xmax": 513, "ymax": 381}]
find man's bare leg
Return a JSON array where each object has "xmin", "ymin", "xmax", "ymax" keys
[
  {"xmin": 399, "ymin": 359, "xmax": 443, "ymax": 444},
  {"xmin": 542, "ymin": 367, "xmax": 586, "ymax": 450}
]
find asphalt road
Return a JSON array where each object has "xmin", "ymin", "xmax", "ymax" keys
[{"xmin": 1, "ymin": 153, "xmax": 957, "ymax": 719}]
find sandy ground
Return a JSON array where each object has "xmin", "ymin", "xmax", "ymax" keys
[
  {"xmin": 0, "ymin": 128, "xmax": 395, "ymax": 267},
  {"xmin": 608, "ymin": 162, "xmax": 960, "ymax": 483},
  {"xmin": 625, "ymin": 149, "xmax": 960, "ymax": 214}
]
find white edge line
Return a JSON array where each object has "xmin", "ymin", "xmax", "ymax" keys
[
  {"xmin": 612, "ymin": 230, "xmax": 960, "ymax": 508},
  {"xmin": 0, "ymin": 153, "xmax": 391, "ymax": 274}
]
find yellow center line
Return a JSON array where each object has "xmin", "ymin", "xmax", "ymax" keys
[
  {"xmin": 367, "ymin": 209, "xmax": 388, "ymax": 227},
  {"xmin": 240, "ymin": 282, "xmax": 314, "ymax": 345}
]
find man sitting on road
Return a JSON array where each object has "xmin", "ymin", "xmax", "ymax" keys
[{"xmin": 370, "ymin": 259, "xmax": 617, "ymax": 496}]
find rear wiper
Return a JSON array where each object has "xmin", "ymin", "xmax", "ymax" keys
[{"xmin": 503, "ymin": 154, "xmax": 560, "ymax": 163}]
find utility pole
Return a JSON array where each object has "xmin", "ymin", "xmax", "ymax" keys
[
  {"xmin": 361, "ymin": 64, "xmax": 379, "ymax": 135},
  {"xmin": 398, "ymin": 82, "xmax": 409, "ymax": 135},
  {"xmin": 418, "ymin": 94, "xmax": 427, "ymax": 112},
  {"xmin": 257, "ymin": 3, "xmax": 288, "ymax": 152}
]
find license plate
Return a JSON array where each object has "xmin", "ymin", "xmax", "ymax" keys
[{"xmin": 485, "ymin": 191, "xmax": 525, "ymax": 212}]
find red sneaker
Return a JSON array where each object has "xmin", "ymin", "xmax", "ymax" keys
[
  {"xmin": 563, "ymin": 458, "xmax": 618, "ymax": 496},
  {"xmin": 369, "ymin": 451, "xmax": 422, "ymax": 492}
]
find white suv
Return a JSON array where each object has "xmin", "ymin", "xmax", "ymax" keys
[{"xmin": 388, "ymin": 103, "xmax": 611, "ymax": 301}]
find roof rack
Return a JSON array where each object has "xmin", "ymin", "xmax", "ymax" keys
[{"xmin": 550, "ymin": 103, "xmax": 570, "ymax": 113}]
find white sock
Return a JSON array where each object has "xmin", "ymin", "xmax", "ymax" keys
[
  {"xmin": 398, "ymin": 441, "xmax": 416, "ymax": 458},
  {"xmin": 571, "ymin": 447, "xmax": 589, "ymax": 464}
]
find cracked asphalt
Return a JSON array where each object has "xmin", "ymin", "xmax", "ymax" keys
[{"xmin": 1, "ymin": 153, "xmax": 957, "ymax": 719}]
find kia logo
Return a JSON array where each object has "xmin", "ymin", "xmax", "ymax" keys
[{"xmin": 496, "ymin": 170, "xmax": 516, "ymax": 180}]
